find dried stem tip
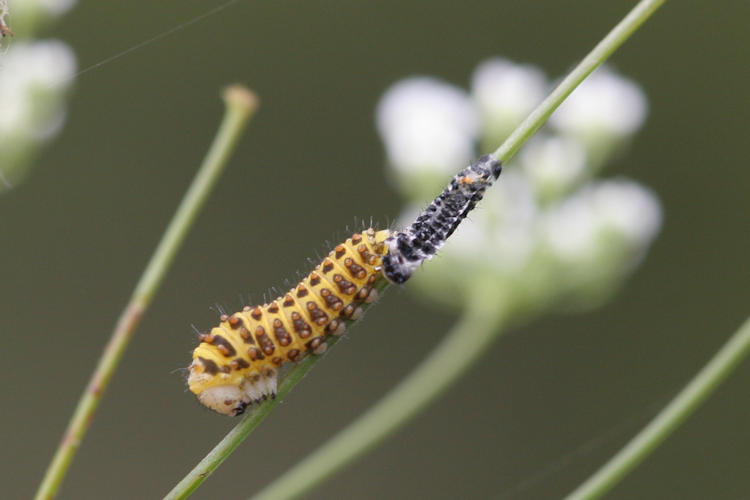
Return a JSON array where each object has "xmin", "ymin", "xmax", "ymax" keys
[{"xmin": 222, "ymin": 84, "xmax": 260, "ymax": 115}]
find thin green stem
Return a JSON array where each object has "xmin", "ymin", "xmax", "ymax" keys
[
  {"xmin": 134, "ymin": 85, "xmax": 259, "ymax": 304},
  {"xmin": 166, "ymin": 1, "xmax": 666, "ymax": 498},
  {"xmin": 250, "ymin": 283, "xmax": 509, "ymax": 500},
  {"xmin": 162, "ymin": 348, "xmax": 325, "ymax": 500},
  {"xmin": 566, "ymin": 315, "xmax": 750, "ymax": 500},
  {"xmin": 34, "ymin": 85, "xmax": 259, "ymax": 500},
  {"xmin": 492, "ymin": 0, "xmax": 666, "ymax": 164}
]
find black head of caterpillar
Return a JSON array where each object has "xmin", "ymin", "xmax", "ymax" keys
[
  {"xmin": 188, "ymin": 228, "xmax": 390, "ymax": 416},
  {"xmin": 188, "ymin": 155, "xmax": 501, "ymax": 415}
]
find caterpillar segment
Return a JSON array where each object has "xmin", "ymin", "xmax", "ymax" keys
[{"xmin": 188, "ymin": 228, "xmax": 391, "ymax": 416}]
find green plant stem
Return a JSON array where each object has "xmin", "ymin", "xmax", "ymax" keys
[
  {"xmin": 565, "ymin": 315, "xmax": 750, "ymax": 500},
  {"xmin": 34, "ymin": 85, "xmax": 259, "ymax": 500},
  {"xmin": 250, "ymin": 284, "xmax": 509, "ymax": 500},
  {"xmin": 166, "ymin": 1, "xmax": 666, "ymax": 498},
  {"xmin": 162, "ymin": 348, "xmax": 325, "ymax": 500},
  {"xmin": 493, "ymin": 0, "xmax": 666, "ymax": 164}
]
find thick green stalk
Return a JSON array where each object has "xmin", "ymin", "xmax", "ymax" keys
[
  {"xmin": 566, "ymin": 315, "xmax": 750, "ymax": 500},
  {"xmin": 250, "ymin": 283, "xmax": 508, "ymax": 500},
  {"xmin": 34, "ymin": 85, "xmax": 258, "ymax": 500}
]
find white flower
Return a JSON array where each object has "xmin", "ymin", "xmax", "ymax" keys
[
  {"xmin": 0, "ymin": 0, "xmax": 76, "ymax": 44},
  {"xmin": 377, "ymin": 60, "xmax": 658, "ymax": 315},
  {"xmin": 542, "ymin": 190, "xmax": 599, "ymax": 260},
  {"xmin": 590, "ymin": 179, "xmax": 662, "ymax": 248},
  {"xmin": 0, "ymin": 40, "xmax": 76, "ymax": 190},
  {"xmin": 0, "ymin": 40, "xmax": 76, "ymax": 137},
  {"xmin": 519, "ymin": 134, "xmax": 587, "ymax": 202},
  {"xmin": 543, "ymin": 179, "xmax": 661, "ymax": 261},
  {"xmin": 550, "ymin": 65, "xmax": 648, "ymax": 140},
  {"xmin": 0, "ymin": 0, "xmax": 8, "ymax": 28},
  {"xmin": 37, "ymin": 0, "xmax": 76, "ymax": 16},
  {"xmin": 471, "ymin": 58, "xmax": 547, "ymax": 140},
  {"xmin": 7, "ymin": 0, "xmax": 76, "ymax": 22},
  {"xmin": 376, "ymin": 77, "xmax": 478, "ymax": 176}
]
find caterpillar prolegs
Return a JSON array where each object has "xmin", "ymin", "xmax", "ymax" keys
[{"xmin": 188, "ymin": 155, "xmax": 501, "ymax": 415}]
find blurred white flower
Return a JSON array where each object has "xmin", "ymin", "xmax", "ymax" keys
[
  {"xmin": 551, "ymin": 66, "xmax": 647, "ymax": 137},
  {"xmin": 8, "ymin": 0, "xmax": 76, "ymax": 28},
  {"xmin": 37, "ymin": 0, "xmax": 76, "ymax": 16},
  {"xmin": 471, "ymin": 58, "xmax": 547, "ymax": 144},
  {"xmin": 0, "ymin": 40, "xmax": 76, "ymax": 135},
  {"xmin": 549, "ymin": 66, "xmax": 647, "ymax": 166},
  {"xmin": 542, "ymin": 190, "xmax": 598, "ymax": 261},
  {"xmin": 1, "ymin": 0, "xmax": 76, "ymax": 39},
  {"xmin": 0, "ymin": 0, "xmax": 9, "ymax": 33},
  {"xmin": 378, "ymin": 58, "xmax": 659, "ymax": 315},
  {"xmin": 539, "ymin": 179, "xmax": 661, "ymax": 307},
  {"xmin": 543, "ymin": 179, "xmax": 661, "ymax": 261},
  {"xmin": 376, "ymin": 77, "xmax": 478, "ymax": 178},
  {"xmin": 519, "ymin": 134, "xmax": 587, "ymax": 203},
  {"xmin": 589, "ymin": 179, "xmax": 662, "ymax": 249},
  {"xmin": 0, "ymin": 40, "xmax": 76, "ymax": 189}
]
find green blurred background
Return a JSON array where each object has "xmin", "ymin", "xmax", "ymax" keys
[{"xmin": 2, "ymin": 1, "xmax": 749, "ymax": 498}]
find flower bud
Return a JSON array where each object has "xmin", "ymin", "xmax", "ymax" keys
[
  {"xmin": 376, "ymin": 77, "xmax": 478, "ymax": 200},
  {"xmin": 550, "ymin": 66, "xmax": 647, "ymax": 168},
  {"xmin": 541, "ymin": 179, "xmax": 661, "ymax": 307},
  {"xmin": 5, "ymin": 0, "xmax": 76, "ymax": 37},
  {"xmin": 519, "ymin": 134, "xmax": 587, "ymax": 204},
  {"xmin": 0, "ymin": 40, "xmax": 76, "ymax": 191},
  {"xmin": 471, "ymin": 58, "xmax": 546, "ymax": 147}
]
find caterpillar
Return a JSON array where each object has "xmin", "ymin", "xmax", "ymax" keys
[{"xmin": 188, "ymin": 155, "xmax": 501, "ymax": 415}]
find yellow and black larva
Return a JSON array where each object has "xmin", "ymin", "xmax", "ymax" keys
[
  {"xmin": 188, "ymin": 155, "xmax": 501, "ymax": 415},
  {"xmin": 188, "ymin": 228, "xmax": 390, "ymax": 415}
]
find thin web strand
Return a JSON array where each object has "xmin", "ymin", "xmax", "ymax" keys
[
  {"xmin": 73, "ymin": 0, "xmax": 242, "ymax": 79},
  {"xmin": 499, "ymin": 398, "xmax": 667, "ymax": 499}
]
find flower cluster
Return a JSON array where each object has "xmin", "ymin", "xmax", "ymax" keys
[
  {"xmin": 1, "ymin": 0, "xmax": 10, "ymax": 36},
  {"xmin": 0, "ymin": 0, "xmax": 77, "ymax": 193},
  {"xmin": 376, "ymin": 59, "xmax": 660, "ymax": 317}
]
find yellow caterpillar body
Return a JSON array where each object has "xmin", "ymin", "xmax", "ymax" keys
[{"xmin": 188, "ymin": 228, "xmax": 391, "ymax": 415}]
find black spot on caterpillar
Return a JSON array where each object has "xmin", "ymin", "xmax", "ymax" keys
[{"xmin": 188, "ymin": 155, "xmax": 501, "ymax": 415}]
